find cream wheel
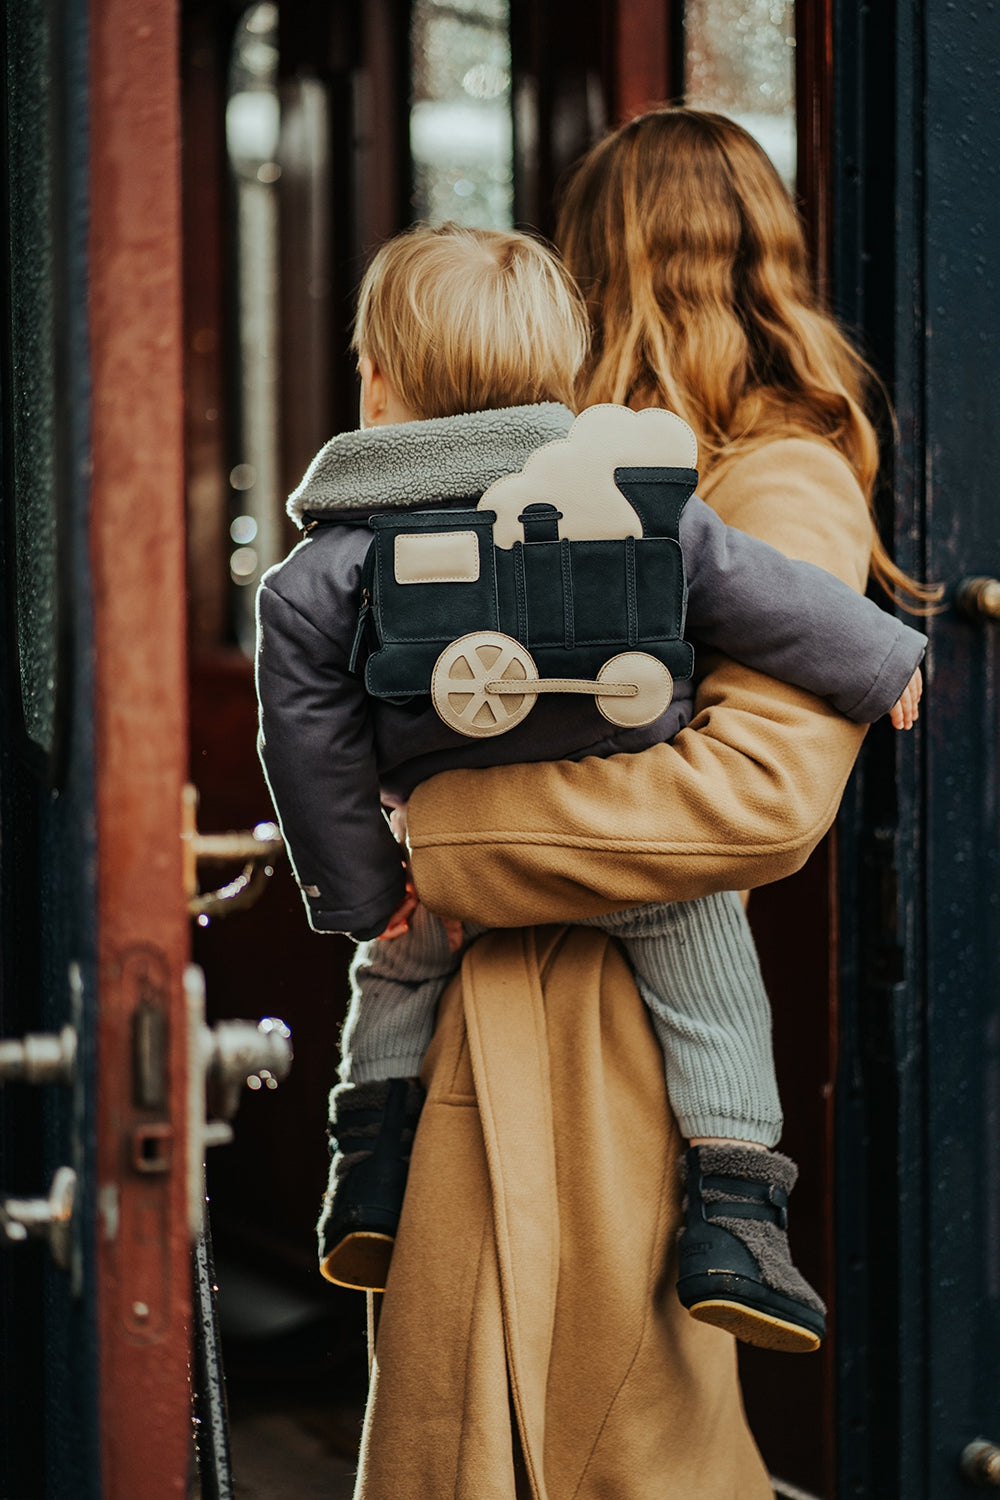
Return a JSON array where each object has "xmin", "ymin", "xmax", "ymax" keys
[
  {"xmin": 431, "ymin": 632, "xmax": 537, "ymax": 737},
  {"xmin": 594, "ymin": 652, "xmax": 673, "ymax": 727}
]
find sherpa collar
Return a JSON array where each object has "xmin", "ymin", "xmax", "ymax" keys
[{"xmin": 286, "ymin": 403, "xmax": 574, "ymax": 526}]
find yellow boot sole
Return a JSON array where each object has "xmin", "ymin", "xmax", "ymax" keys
[
  {"xmin": 687, "ymin": 1297, "xmax": 822, "ymax": 1354},
  {"xmin": 320, "ymin": 1230, "xmax": 395, "ymax": 1292}
]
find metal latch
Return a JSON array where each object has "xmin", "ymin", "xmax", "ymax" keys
[
  {"xmin": 185, "ymin": 965, "xmax": 293, "ymax": 1237},
  {"xmin": 0, "ymin": 1025, "xmax": 76, "ymax": 1086},
  {"xmin": 956, "ymin": 576, "xmax": 1000, "ymax": 622},
  {"xmin": 0, "ymin": 1024, "xmax": 78, "ymax": 1273},
  {"xmin": 182, "ymin": 784, "xmax": 284, "ymax": 919},
  {"xmin": 961, "ymin": 1439, "xmax": 1000, "ymax": 1488},
  {"xmin": 203, "ymin": 1014, "xmax": 295, "ymax": 1129},
  {"xmin": 0, "ymin": 1166, "xmax": 76, "ymax": 1270}
]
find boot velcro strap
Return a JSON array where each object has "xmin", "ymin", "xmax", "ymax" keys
[
  {"xmin": 704, "ymin": 1198, "xmax": 788, "ymax": 1230},
  {"xmin": 333, "ymin": 1120, "xmax": 416, "ymax": 1154},
  {"xmin": 700, "ymin": 1174, "xmax": 788, "ymax": 1210},
  {"xmin": 699, "ymin": 1174, "xmax": 789, "ymax": 1230}
]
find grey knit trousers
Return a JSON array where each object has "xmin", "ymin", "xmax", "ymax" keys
[{"xmin": 340, "ymin": 888, "xmax": 782, "ymax": 1146}]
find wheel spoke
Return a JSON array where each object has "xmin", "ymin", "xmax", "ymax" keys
[{"xmin": 433, "ymin": 633, "xmax": 536, "ymax": 736}]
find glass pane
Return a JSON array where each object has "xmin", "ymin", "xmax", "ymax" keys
[
  {"xmin": 684, "ymin": 0, "xmax": 797, "ymax": 188},
  {"xmin": 410, "ymin": 0, "xmax": 513, "ymax": 229},
  {"xmin": 226, "ymin": 2, "xmax": 283, "ymax": 653},
  {"xmin": 5, "ymin": 0, "xmax": 60, "ymax": 753}
]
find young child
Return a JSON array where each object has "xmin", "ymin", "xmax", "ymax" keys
[{"xmin": 255, "ymin": 223, "xmax": 926, "ymax": 1355}]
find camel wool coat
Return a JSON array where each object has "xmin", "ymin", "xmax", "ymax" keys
[
  {"xmin": 356, "ymin": 437, "xmax": 876, "ymax": 1496},
  {"xmin": 355, "ymin": 925, "xmax": 774, "ymax": 1499}
]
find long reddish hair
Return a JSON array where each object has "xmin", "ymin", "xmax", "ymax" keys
[{"xmin": 556, "ymin": 107, "xmax": 938, "ymax": 607}]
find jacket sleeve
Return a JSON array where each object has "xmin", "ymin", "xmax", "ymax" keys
[
  {"xmin": 681, "ymin": 495, "xmax": 926, "ymax": 723},
  {"xmin": 406, "ymin": 438, "xmax": 885, "ymax": 926},
  {"xmin": 256, "ymin": 579, "xmax": 406, "ymax": 940}
]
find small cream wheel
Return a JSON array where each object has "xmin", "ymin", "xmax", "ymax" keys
[
  {"xmin": 594, "ymin": 652, "xmax": 673, "ymax": 727},
  {"xmin": 432, "ymin": 632, "xmax": 537, "ymax": 737}
]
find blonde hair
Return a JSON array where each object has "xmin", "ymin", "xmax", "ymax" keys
[
  {"xmin": 556, "ymin": 107, "xmax": 939, "ymax": 609},
  {"xmin": 353, "ymin": 223, "xmax": 589, "ymax": 420}
]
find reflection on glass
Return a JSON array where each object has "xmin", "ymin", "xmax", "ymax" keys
[
  {"xmin": 226, "ymin": 2, "xmax": 283, "ymax": 650},
  {"xmin": 684, "ymin": 0, "xmax": 797, "ymax": 187},
  {"xmin": 7, "ymin": 0, "xmax": 60, "ymax": 755},
  {"xmin": 230, "ymin": 546, "xmax": 260, "ymax": 585},
  {"xmin": 230, "ymin": 514, "xmax": 259, "ymax": 545},
  {"xmin": 410, "ymin": 0, "xmax": 513, "ymax": 228}
]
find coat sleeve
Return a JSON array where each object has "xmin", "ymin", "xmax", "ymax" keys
[
  {"xmin": 406, "ymin": 438, "xmax": 885, "ymax": 926},
  {"xmin": 256, "ymin": 579, "xmax": 406, "ymax": 940},
  {"xmin": 681, "ymin": 495, "xmax": 926, "ymax": 723}
]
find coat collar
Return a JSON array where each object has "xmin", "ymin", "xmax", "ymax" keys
[{"xmin": 287, "ymin": 403, "xmax": 574, "ymax": 526}]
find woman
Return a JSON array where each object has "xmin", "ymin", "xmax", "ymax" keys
[
  {"xmin": 408, "ymin": 107, "xmax": 936, "ymax": 917},
  {"xmin": 355, "ymin": 110, "xmax": 933, "ymax": 1499}
]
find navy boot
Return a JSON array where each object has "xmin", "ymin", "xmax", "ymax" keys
[
  {"xmin": 317, "ymin": 1077, "xmax": 425, "ymax": 1292},
  {"xmin": 676, "ymin": 1144, "xmax": 826, "ymax": 1354}
]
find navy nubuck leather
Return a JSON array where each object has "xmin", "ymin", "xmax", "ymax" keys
[{"xmin": 351, "ymin": 467, "xmax": 699, "ymax": 703}]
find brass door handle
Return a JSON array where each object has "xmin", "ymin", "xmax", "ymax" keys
[
  {"xmin": 961, "ymin": 1439, "xmax": 1000, "ymax": 1487},
  {"xmin": 182, "ymin": 785, "xmax": 284, "ymax": 918},
  {"xmin": 0, "ymin": 1166, "xmax": 76, "ymax": 1270},
  {"xmin": 184, "ymin": 966, "xmax": 293, "ymax": 1236},
  {"xmin": 0, "ymin": 1025, "xmax": 76, "ymax": 1085},
  {"xmin": 0, "ymin": 1032, "xmax": 78, "ymax": 1272},
  {"xmin": 956, "ymin": 576, "xmax": 1000, "ymax": 621}
]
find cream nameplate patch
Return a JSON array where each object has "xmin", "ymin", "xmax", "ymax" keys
[{"xmin": 394, "ymin": 529, "xmax": 481, "ymax": 584}]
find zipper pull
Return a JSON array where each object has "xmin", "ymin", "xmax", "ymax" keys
[{"xmin": 348, "ymin": 588, "xmax": 371, "ymax": 674}]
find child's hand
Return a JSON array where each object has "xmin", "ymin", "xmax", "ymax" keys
[
  {"xmin": 377, "ymin": 879, "xmax": 465, "ymax": 954},
  {"xmin": 890, "ymin": 666, "xmax": 923, "ymax": 730},
  {"xmin": 378, "ymin": 877, "xmax": 418, "ymax": 939}
]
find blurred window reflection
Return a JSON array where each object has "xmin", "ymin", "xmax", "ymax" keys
[
  {"xmin": 410, "ymin": 0, "xmax": 514, "ymax": 228},
  {"xmin": 684, "ymin": 0, "xmax": 797, "ymax": 187},
  {"xmin": 226, "ymin": 2, "xmax": 283, "ymax": 652}
]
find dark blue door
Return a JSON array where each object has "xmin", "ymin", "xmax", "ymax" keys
[
  {"xmin": 1, "ymin": 0, "xmax": 101, "ymax": 1493},
  {"xmin": 834, "ymin": 4, "xmax": 1000, "ymax": 1496}
]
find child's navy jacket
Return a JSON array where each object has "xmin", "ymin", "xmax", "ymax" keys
[{"xmin": 256, "ymin": 403, "xmax": 926, "ymax": 941}]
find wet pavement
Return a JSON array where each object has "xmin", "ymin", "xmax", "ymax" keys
[{"xmin": 229, "ymin": 1396, "xmax": 363, "ymax": 1499}]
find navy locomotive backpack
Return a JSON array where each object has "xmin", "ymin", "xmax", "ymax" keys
[{"xmin": 350, "ymin": 405, "xmax": 699, "ymax": 738}]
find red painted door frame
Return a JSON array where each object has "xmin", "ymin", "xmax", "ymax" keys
[
  {"xmin": 612, "ymin": 0, "xmax": 674, "ymax": 122},
  {"xmin": 90, "ymin": 0, "xmax": 192, "ymax": 1493}
]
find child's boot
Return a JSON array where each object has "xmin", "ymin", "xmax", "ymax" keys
[
  {"xmin": 676, "ymin": 1144, "xmax": 826, "ymax": 1354},
  {"xmin": 317, "ymin": 1076, "xmax": 424, "ymax": 1292}
]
